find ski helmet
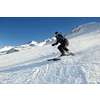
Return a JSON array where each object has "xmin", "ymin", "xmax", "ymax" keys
[{"xmin": 55, "ymin": 32, "xmax": 59, "ymax": 34}]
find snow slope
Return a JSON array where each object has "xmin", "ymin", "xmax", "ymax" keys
[{"xmin": 0, "ymin": 22, "xmax": 100, "ymax": 84}]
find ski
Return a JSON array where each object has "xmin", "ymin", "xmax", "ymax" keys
[
  {"xmin": 47, "ymin": 53, "xmax": 75, "ymax": 61},
  {"xmin": 47, "ymin": 57, "xmax": 61, "ymax": 61}
]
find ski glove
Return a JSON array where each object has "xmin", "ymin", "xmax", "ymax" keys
[{"xmin": 52, "ymin": 44, "xmax": 55, "ymax": 46}]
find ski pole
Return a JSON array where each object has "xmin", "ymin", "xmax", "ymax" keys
[{"xmin": 53, "ymin": 46, "xmax": 56, "ymax": 54}]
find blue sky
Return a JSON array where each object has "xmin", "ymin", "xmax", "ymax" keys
[{"xmin": 0, "ymin": 17, "xmax": 100, "ymax": 48}]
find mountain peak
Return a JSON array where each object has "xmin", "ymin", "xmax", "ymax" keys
[
  {"xmin": 27, "ymin": 41, "xmax": 38, "ymax": 44},
  {"xmin": 65, "ymin": 22, "xmax": 100, "ymax": 37}
]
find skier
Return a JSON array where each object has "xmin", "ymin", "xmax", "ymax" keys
[{"xmin": 52, "ymin": 32, "xmax": 72, "ymax": 56}]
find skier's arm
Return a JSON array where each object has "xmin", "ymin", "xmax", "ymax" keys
[{"xmin": 52, "ymin": 41, "xmax": 58, "ymax": 46}]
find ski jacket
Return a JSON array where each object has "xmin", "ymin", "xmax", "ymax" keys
[{"xmin": 53, "ymin": 34, "xmax": 69, "ymax": 46}]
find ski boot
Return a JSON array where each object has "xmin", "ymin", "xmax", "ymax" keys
[{"xmin": 67, "ymin": 50, "xmax": 75, "ymax": 56}]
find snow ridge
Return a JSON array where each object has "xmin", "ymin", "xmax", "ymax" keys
[
  {"xmin": 0, "ymin": 37, "xmax": 56, "ymax": 54},
  {"xmin": 65, "ymin": 22, "xmax": 100, "ymax": 38}
]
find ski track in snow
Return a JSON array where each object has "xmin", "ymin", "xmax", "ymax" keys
[
  {"xmin": 0, "ymin": 45, "xmax": 100, "ymax": 84},
  {"xmin": 0, "ymin": 22, "xmax": 100, "ymax": 84}
]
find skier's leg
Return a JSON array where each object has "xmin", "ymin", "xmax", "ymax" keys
[
  {"xmin": 58, "ymin": 45, "xmax": 65, "ymax": 54},
  {"xmin": 62, "ymin": 44, "xmax": 69, "ymax": 52},
  {"xmin": 63, "ymin": 44, "xmax": 72, "ymax": 55},
  {"xmin": 58, "ymin": 45, "xmax": 64, "ymax": 53},
  {"xmin": 63, "ymin": 46, "xmax": 69, "ymax": 52},
  {"xmin": 62, "ymin": 42, "xmax": 74, "ymax": 56}
]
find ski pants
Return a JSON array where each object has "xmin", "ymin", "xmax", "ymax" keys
[{"xmin": 58, "ymin": 43, "xmax": 69, "ymax": 54}]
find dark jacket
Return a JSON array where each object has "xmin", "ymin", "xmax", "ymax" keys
[{"xmin": 52, "ymin": 33, "xmax": 69, "ymax": 46}]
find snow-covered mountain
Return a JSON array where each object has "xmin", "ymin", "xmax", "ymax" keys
[
  {"xmin": 16, "ymin": 40, "xmax": 38, "ymax": 51},
  {"xmin": 0, "ymin": 46, "xmax": 13, "ymax": 55},
  {"xmin": 0, "ymin": 37, "xmax": 56, "ymax": 54},
  {"xmin": 65, "ymin": 22, "xmax": 100, "ymax": 37},
  {"xmin": 0, "ymin": 22, "xmax": 100, "ymax": 84},
  {"xmin": 38, "ymin": 37, "xmax": 56, "ymax": 46}
]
